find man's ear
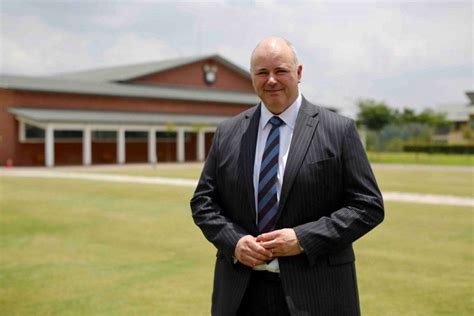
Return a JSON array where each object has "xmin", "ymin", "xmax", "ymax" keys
[{"xmin": 297, "ymin": 64, "xmax": 303, "ymax": 82}]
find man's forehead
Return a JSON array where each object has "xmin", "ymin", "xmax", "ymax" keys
[
  {"xmin": 252, "ymin": 61, "xmax": 293, "ymax": 70},
  {"xmin": 252, "ymin": 52, "xmax": 293, "ymax": 67}
]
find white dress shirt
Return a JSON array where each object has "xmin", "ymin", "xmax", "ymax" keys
[{"xmin": 252, "ymin": 93, "xmax": 302, "ymax": 272}]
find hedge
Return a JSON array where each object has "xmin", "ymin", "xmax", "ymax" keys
[{"xmin": 403, "ymin": 144, "xmax": 474, "ymax": 154}]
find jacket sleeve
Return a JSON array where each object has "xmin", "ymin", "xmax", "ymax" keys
[
  {"xmin": 293, "ymin": 120, "xmax": 384, "ymax": 266},
  {"xmin": 190, "ymin": 126, "xmax": 248, "ymax": 260}
]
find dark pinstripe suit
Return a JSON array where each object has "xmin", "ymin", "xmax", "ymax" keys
[{"xmin": 191, "ymin": 97, "xmax": 384, "ymax": 315}]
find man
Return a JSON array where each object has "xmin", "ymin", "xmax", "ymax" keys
[{"xmin": 190, "ymin": 37, "xmax": 384, "ymax": 315}]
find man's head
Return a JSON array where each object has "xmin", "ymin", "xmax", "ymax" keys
[{"xmin": 250, "ymin": 37, "xmax": 302, "ymax": 114}]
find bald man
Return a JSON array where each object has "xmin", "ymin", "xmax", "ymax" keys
[{"xmin": 191, "ymin": 37, "xmax": 384, "ymax": 316}]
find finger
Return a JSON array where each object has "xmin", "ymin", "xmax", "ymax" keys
[
  {"xmin": 253, "ymin": 251, "xmax": 272, "ymax": 261},
  {"xmin": 256, "ymin": 231, "xmax": 279, "ymax": 242},
  {"xmin": 252, "ymin": 258, "xmax": 267, "ymax": 266},
  {"xmin": 248, "ymin": 240, "xmax": 273, "ymax": 258},
  {"xmin": 246, "ymin": 246, "xmax": 272, "ymax": 261},
  {"xmin": 270, "ymin": 246, "xmax": 289, "ymax": 257},
  {"xmin": 243, "ymin": 255, "xmax": 266, "ymax": 267},
  {"xmin": 258, "ymin": 240, "xmax": 277, "ymax": 249},
  {"xmin": 262, "ymin": 239, "xmax": 291, "ymax": 255},
  {"xmin": 273, "ymin": 242, "xmax": 301, "ymax": 257}
]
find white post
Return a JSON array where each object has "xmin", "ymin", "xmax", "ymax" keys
[
  {"xmin": 197, "ymin": 130, "xmax": 205, "ymax": 161},
  {"xmin": 117, "ymin": 128, "xmax": 126, "ymax": 164},
  {"xmin": 45, "ymin": 124, "xmax": 55, "ymax": 167},
  {"xmin": 148, "ymin": 128, "xmax": 157, "ymax": 164},
  {"xmin": 177, "ymin": 128, "xmax": 185, "ymax": 163},
  {"xmin": 83, "ymin": 126, "xmax": 92, "ymax": 165},
  {"xmin": 19, "ymin": 121, "xmax": 26, "ymax": 143},
  {"xmin": 358, "ymin": 126, "xmax": 367, "ymax": 150}
]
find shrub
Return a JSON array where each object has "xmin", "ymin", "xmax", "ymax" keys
[{"xmin": 403, "ymin": 144, "xmax": 474, "ymax": 154}]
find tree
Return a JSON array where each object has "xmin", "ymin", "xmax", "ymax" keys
[
  {"xmin": 356, "ymin": 99, "xmax": 395, "ymax": 131},
  {"xmin": 393, "ymin": 108, "xmax": 451, "ymax": 134},
  {"xmin": 396, "ymin": 108, "xmax": 417, "ymax": 124},
  {"xmin": 416, "ymin": 109, "xmax": 451, "ymax": 129}
]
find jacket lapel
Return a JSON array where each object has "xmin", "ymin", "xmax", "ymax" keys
[
  {"xmin": 240, "ymin": 104, "xmax": 261, "ymax": 225},
  {"xmin": 278, "ymin": 98, "xmax": 320, "ymax": 214}
]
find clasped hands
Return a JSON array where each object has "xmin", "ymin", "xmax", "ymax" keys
[{"xmin": 234, "ymin": 228, "xmax": 303, "ymax": 268}]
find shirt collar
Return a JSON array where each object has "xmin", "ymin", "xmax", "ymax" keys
[{"xmin": 260, "ymin": 93, "xmax": 302, "ymax": 130}]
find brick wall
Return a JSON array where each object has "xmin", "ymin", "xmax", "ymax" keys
[
  {"xmin": 130, "ymin": 59, "xmax": 254, "ymax": 93},
  {"xmin": 0, "ymin": 56, "xmax": 255, "ymax": 166}
]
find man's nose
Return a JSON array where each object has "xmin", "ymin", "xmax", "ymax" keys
[{"xmin": 267, "ymin": 75, "xmax": 277, "ymax": 86}]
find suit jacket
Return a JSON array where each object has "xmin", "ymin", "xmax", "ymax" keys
[{"xmin": 191, "ymin": 98, "xmax": 384, "ymax": 316}]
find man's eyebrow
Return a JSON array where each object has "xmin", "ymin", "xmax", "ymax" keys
[{"xmin": 275, "ymin": 64, "xmax": 291, "ymax": 69}]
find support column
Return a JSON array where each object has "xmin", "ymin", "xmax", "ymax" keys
[
  {"xmin": 197, "ymin": 130, "xmax": 205, "ymax": 161},
  {"xmin": 19, "ymin": 121, "xmax": 26, "ymax": 142},
  {"xmin": 117, "ymin": 128, "xmax": 126, "ymax": 164},
  {"xmin": 177, "ymin": 128, "xmax": 185, "ymax": 163},
  {"xmin": 82, "ymin": 126, "xmax": 92, "ymax": 165},
  {"xmin": 45, "ymin": 124, "xmax": 55, "ymax": 167},
  {"xmin": 148, "ymin": 128, "xmax": 157, "ymax": 164},
  {"xmin": 358, "ymin": 126, "xmax": 367, "ymax": 150}
]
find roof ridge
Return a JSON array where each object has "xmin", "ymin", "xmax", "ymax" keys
[
  {"xmin": 0, "ymin": 73, "xmax": 258, "ymax": 105},
  {"xmin": 54, "ymin": 54, "xmax": 213, "ymax": 75},
  {"xmin": 48, "ymin": 53, "xmax": 235, "ymax": 82}
]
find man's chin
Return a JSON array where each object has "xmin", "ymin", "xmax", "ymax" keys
[
  {"xmin": 263, "ymin": 95, "xmax": 283, "ymax": 104},
  {"xmin": 263, "ymin": 101, "xmax": 287, "ymax": 114}
]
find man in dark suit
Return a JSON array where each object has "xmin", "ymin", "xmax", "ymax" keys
[{"xmin": 191, "ymin": 37, "xmax": 384, "ymax": 315}]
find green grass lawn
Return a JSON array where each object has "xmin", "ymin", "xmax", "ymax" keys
[
  {"xmin": 367, "ymin": 152, "xmax": 473, "ymax": 166},
  {"xmin": 356, "ymin": 201, "xmax": 473, "ymax": 316},
  {"xmin": 83, "ymin": 163, "xmax": 474, "ymax": 197},
  {"xmin": 372, "ymin": 167, "xmax": 474, "ymax": 197},
  {"xmin": 80, "ymin": 164, "xmax": 202, "ymax": 180},
  {"xmin": 1, "ymin": 172, "xmax": 473, "ymax": 315},
  {"xmin": 0, "ymin": 177, "xmax": 214, "ymax": 315}
]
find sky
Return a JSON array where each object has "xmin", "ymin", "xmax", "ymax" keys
[{"xmin": 0, "ymin": 0, "xmax": 472, "ymax": 117}]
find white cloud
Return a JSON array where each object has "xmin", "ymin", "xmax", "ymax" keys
[
  {"xmin": 0, "ymin": 12, "xmax": 177, "ymax": 75},
  {"xmin": 299, "ymin": 2, "xmax": 470, "ymax": 78},
  {"xmin": 101, "ymin": 32, "xmax": 177, "ymax": 65},
  {"xmin": 91, "ymin": 3, "xmax": 149, "ymax": 28},
  {"xmin": 0, "ymin": 15, "xmax": 96, "ymax": 75},
  {"xmin": 0, "ymin": 0, "xmax": 470, "ymax": 113}
]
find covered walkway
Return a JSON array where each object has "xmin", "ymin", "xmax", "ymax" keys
[{"xmin": 9, "ymin": 108, "xmax": 226, "ymax": 167}]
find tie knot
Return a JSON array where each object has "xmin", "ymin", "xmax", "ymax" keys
[{"xmin": 269, "ymin": 116, "xmax": 284, "ymax": 127}]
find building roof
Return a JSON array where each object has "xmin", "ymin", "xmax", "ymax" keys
[
  {"xmin": 8, "ymin": 107, "xmax": 230, "ymax": 126},
  {"xmin": 49, "ymin": 54, "xmax": 251, "ymax": 82},
  {"xmin": 436, "ymin": 91, "xmax": 474, "ymax": 122},
  {"xmin": 437, "ymin": 104, "xmax": 474, "ymax": 122},
  {"xmin": 0, "ymin": 74, "xmax": 258, "ymax": 105},
  {"xmin": 0, "ymin": 54, "xmax": 258, "ymax": 105}
]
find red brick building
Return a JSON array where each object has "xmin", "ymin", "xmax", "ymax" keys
[{"xmin": 0, "ymin": 55, "xmax": 258, "ymax": 166}]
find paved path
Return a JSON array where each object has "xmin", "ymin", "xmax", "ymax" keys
[
  {"xmin": 2, "ymin": 168, "xmax": 473, "ymax": 207},
  {"xmin": 0, "ymin": 169, "xmax": 198, "ymax": 187},
  {"xmin": 381, "ymin": 192, "xmax": 473, "ymax": 207}
]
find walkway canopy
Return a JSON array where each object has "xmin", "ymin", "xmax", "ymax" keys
[{"xmin": 9, "ymin": 107, "xmax": 230, "ymax": 167}]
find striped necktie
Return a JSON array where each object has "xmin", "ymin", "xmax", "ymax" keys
[{"xmin": 258, "ymin": 116, "xmax": 284, "ymax": 233}]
